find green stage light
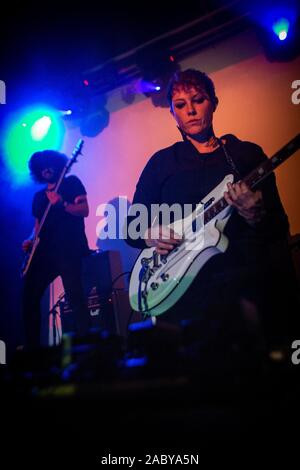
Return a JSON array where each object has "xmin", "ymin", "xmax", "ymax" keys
[{"xmin": 4, "ymin": 106, "xmax": 65, "ymax": 184}]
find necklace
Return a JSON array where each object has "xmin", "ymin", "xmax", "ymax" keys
[
  {"xmin": 217, "ymin": 138, "xmax": 241, "ymax": 179},
  {"xmin": 205, "ymin": 135, "xmax": 219, "ymax": 149}
]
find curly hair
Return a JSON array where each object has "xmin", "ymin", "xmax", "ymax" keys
[
  {"xmin": 28, "ymin": 150, "xmax": 69, "ymax": 183},
  {"xmin": 167, "ymin": 68, "xmax": 218, "ymax": 110}
]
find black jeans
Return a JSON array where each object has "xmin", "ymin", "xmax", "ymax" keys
[{"xmin": 22, "ymin": 247, "xmax": 89, "ymax": 348}]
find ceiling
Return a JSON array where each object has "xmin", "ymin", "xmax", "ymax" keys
[
  {"xmin": 1, "ymin": 1, "xmax": 248, "ymax": 103},
  {"xmin": 1, "ymin": 0, "xmax": 299, "ymax": 108}
]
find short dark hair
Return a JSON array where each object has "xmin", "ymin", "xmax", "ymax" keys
[
  {"xmin": 28, "ymin": 150, "xmax": 68, "ymax": 183},
  {"xmin": 167, "ymin": 68, "xmax": 218, "ymax": 109}
]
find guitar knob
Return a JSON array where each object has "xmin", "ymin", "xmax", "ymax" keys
[
  {"xmin": 150, "ymin": 282, "xmax": 159, "ymax": 290},
  {"xmin": 161, "ymin": 273, "xmax": 169, "ymax": 282}
]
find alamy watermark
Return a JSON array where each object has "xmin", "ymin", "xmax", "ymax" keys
[
  {"xmin": 96, "ymin": 197, "xmax": 205, "ymax": 249},
  {"xmin": 0, "ymin": 80, "xmax": 6, "ymax": 104},
  {"xmin": 0, "ymin": 340, "xmax": 6, "ymax": 365},
  {"xmin": 291, "ymin": 80, "xmax": 300, "ymax": 104},
  {"xmin": 291, "ymin": 340, "xmax": 300, "ymax": 365}
]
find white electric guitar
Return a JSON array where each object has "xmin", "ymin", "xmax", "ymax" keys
[{"xmin": 129, "ymin": 134, "xmax": 300, "ymax": 316}]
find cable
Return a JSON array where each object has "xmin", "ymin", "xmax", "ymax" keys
[
  {"xmin": 110, "ymin": 271, "xmax": 131, "ymax": 291},
  {"xmin": 126, "ymin": 308, "xmax": 136, "ymax": 333}
]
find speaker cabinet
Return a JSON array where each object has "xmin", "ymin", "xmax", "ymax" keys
[
  {"xmin": 60, "ymin": 288, "xmax": 141, "ymax": 338},
  {"xmin": 60, "ymin": 250, "xmax": 141, "ymax": 338},
  {"xmin": 82, "ymin": 250, "xmax": 126, "ymax": 294}
]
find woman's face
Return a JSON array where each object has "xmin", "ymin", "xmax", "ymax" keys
[{"xmin": 170, "ymin": 86, "xmax": 216, "ymax": 137}]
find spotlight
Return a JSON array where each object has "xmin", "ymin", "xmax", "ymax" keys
[
  {"xmin": 136, "ymin": 48, "xmax": 180, "ymax": 107},
  {"xmin": 80, "ymin": 107, "xmax": 109, "ymax": 138},
  {"xmin": 4, "ymin": 106, "xmax": 65, "ymax": 184},
  {"xmin": 252, "ymin": 2, "xmax": 299, "ymax": 62},
  {"xmin": 142, "ymin": 76, "xmax": 177, "ymax": 108},
  {"xmin": 61, "ymin": 109, "xmax": 73, "ymax": 116},
  {"xmin": 30, "ymin": 115, "xmax": 52, "ymax": 141},
  {"xmin": 138, "ymin": 80, "xmax": 163, "ymax": 94},
  {"xmin": 273, "ymin": 17, "xmax": 290, "ymax": 41}
]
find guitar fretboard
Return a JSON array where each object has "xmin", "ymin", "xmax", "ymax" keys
[{"xmin": 204, "ymin": 133, "xmax": 300, "ymax": 226}]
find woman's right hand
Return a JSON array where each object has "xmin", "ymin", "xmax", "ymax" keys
[
  {"xmin": 22, "ymin": 239, "xmax": 33, "ymax": 253},
  {"xmin": 144, "ymin": 225, "xmax": 182, "ymax": 255}
]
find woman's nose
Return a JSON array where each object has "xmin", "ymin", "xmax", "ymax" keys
[{"xmin": 187, "ymin": 104, "xmax": 196, "ymax": 115}]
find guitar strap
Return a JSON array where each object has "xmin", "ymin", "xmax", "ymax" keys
[{"xmin": 218, "ymin": 138, "xmax": 242, "ymax": 180}]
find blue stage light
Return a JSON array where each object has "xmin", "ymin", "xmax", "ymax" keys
[{"xmin": 138, "ymin": 80, "xmax": 163, "ymax": 93}]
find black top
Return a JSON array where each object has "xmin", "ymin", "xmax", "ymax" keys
[
  {"xmin": 32, "ymin": 175, "xmax": 89, "ymax": 257},
  {"xmin": 125, "ymin": 135, "xmax": 289, "ymax": 279}
]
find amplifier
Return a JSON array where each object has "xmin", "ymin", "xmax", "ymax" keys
[
  {"xmin": 60, "ymin": 287, "xmax": 114, "ymax": 334},
  {"xmin": 60, "ymin": 250, "xmax": 140, "ymax": 338},
  {"xmin": 59, "ymin": 287, "xmax": 141, "ymax": 338},
  {"xmin": 82, "ymin": 250, "xmax": 126, "ymax": 294}
]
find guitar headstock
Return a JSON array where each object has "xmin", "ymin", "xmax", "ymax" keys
[
  {"xmin": 71, "ymin": 139, "xmax": 84, "ymax": 161},
  {"xmin": 65, "ymin": 139, "xmax": 85, "ymax": 170}
]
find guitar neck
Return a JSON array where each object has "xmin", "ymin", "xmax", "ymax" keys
[
  {"xmin": 204, "ymin": 133, "xmax": 300, "ymax": 226},
  {"xmin": 244, "ymin": 133, "xmax": 300, "ymax": 189},
  {"xmin": 35, "ymin": 163, "xmax": 69, "ymax": 238}
]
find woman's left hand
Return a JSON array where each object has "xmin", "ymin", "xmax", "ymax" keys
[{"xmin": 224, "ymin": 182, "xmax": 264, "ymax": 224}]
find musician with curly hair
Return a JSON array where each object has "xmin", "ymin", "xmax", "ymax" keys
[{"xmin": 22, "ymin": 150, "xmax": 90, "ymax": 348}]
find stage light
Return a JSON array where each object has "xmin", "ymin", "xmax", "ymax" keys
[
  {"xmin": 121, "ymin": 85, "xmax": 136, "ymax": 105},
  {"xmin": 252, "ymin": 2, "xmax": 299, "ymax": 61},
  {"xmin": 4, "ymin": 106, "xmax": 65, "ymax": 184},
  {"xmin": 279, "ymin": 31, "xmax": 287, "ymax": 40},
  {"xmin": 30, "ymin": 115, "xmax": 52, "ymax": 141},
  {"xmin": 136, "ymin": 48, "xmax": 180, "ymax": 107},
  {"xmin": 142, "ymin": 75, "xmax": 177, "ymax": 108},
  {"xmin": 272, "ymin": 18, "xmax": 289, "ymax": 41},
  {"xmin": 61, "ymin": 109, "xmax": 73, "ymax": 116},
  {"xmin": 138, "ymin": 80, "xmax": 163, "ymax": 94},
  {"xmin": 80, "ymin": 107, "xmax": 109, "ymax": 137}
]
